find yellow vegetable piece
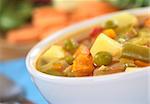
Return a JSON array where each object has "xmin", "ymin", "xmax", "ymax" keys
[
  {"xmin": 90, "ymin": 33, "xmax": 122, "ymax": 57},
  {"xmin": 42, "ymin": 45, "xmax": 65, "ymax": 62},
  {"xmin": 125, "ymin": 67, "xmax": 141, "ymax": 72},
  {"xmin": 109, "ymin": 12, "xmax": 138, "ymax": 28}
]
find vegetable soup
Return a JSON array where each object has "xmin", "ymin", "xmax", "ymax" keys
[{"xmin": 36, "ymin": 12, "xmax": 150, "ymax": 77}]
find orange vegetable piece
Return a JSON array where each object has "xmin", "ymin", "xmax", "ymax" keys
[
  {"xmin": 70, "ymin": 2, "xmax": 118, "ymax": 23},
  {"xmin": 72, "ymin": 54, "xmax": 94, "ymax": 77},
  {"xmin": 74, "ymin": 44, "xmax": 90, "ymax": 58},
  {"xmin": 6, "ymin": 25, "xmax": 40, "ymax": 44},
  {"xmin": 134, "ymin": 60, "xmax": 150, "ymax": 67},
  {"xmin": 32, "ymin": 7, "xmax": 68, "ymax": 28},
  {"xmin": 103, "ymin": 29, "xmax": 117, "ymax": 39}
]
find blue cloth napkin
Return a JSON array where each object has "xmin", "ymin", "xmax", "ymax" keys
[{"xmin": 0, "ymin": 58, "xmax": 47, "ymax": 104}]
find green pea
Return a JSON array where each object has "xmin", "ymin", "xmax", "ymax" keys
[
  {"xmin": 65, "ymin": 55, "xmax": 74, "ymax": 65},
  {"xmin": 105, "ymin": 20, "xmax": 117, "ymax": 29},
  {"xmin": 94, "ymin": 51, "xmax": 112, "ymax": 66},
  {"xmin": 64, "ymin": 39, "xmax": 78, "ymax": 53}
]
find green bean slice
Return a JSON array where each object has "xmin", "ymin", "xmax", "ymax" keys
[{"xmin": 122, "ymin": 43, "xmax": 150, "ymax": 62}]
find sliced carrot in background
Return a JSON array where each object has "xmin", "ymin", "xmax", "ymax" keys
[
  {"xmin": 6, "ymin": 2, "xmax": 118, "ymax": 44},
  {"xmin": 6, "ymin": 25, "xmax": 41, "ymax": 44},
  {"xmin": 70, "ymin": 2, "xmax": 118, "ymax": 23},
  {"xmin": 38, "ymin": 24, "xmax": 66, "ymax": 39},
  {"xmin": 145, "ymin": 18, "xmax": 150, "ymax": 28},
  {"xmin": 32, "ymin": 6, "xmax": 68, "ymax": 28}
]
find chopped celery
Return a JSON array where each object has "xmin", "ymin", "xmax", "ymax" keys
[
  {"xmin": 122, "ymin": 43, "xmax": 150, "ymax": 62},
  {"xmin": 129, "ymin": 37, "xmax": 150, "ymax": 45}
]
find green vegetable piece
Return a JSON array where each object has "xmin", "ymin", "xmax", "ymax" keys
[
  {"xmin": 131, "ymin": 0, "xmax": 145, "ymax": 8},
  {"xmin": 122, "ymin": 43, "xmax": 150, "ymax": 62},
  {"xmin": 65, "ymin": 55, "xmax": 74, "ymax": 65},
  {"xmin": 0, "ymin": 0, "xmax": 32, "ymax": 31},
  {"xmin": 104, "ymin": 20, "xmax": 118, "ymax": 29},
  {"xmin": 0, "ymin": 12, "xmax": 25, "ymax": 31},
  {"xmin": 64, "ymin": 39, "xmax": 78, "ymax": 53},
  {"xmin": 106, "ymin": 0, "xmax": 146, "ymax": 9},
  {"xmin": 143, "ymin": 0, "xmax": 150, "ymax": 6},
  {"xmin": 0, "ymin": 0, "xmax": 8, "ymax": 14},
  {"xmin": 129, "ymin": 37, "xmax": 150, "ymax": 46},
  {"xmin": 94, "ymin": 51, "xmax": 112, "ymax": 66},
  {"xmin": 128, "ymin": 28, "xmax": 150, "ymax": 46},
  {"xmin": 17, "ymin": 0, "xmax": 32, "ymax": 19}
]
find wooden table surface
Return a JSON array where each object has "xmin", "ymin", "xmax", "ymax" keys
[{"xmin": 0, "ymin": 38, "xmax": 36, "ymax": 61}]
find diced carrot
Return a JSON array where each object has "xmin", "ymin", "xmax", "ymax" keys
[
  {"xmin": 103, "ymin": 29, "xmax": 117, "ymax": 39},
  {"xmin": 52, "ymin": 63, "xmax": 65, "ymax": 72},
  {"xmin": 72, "ymin": 54, "xmax": 94, "ymax": 77},
  {"xmin": 145, "ymin": 18, "xmax": 150, "ymax": 28},
  {"xmin": 70, "ymin": 2, "xmax": 118, "ymax": 23},
  {"xmin": 6, "ymin": 25, "xmax": 40, "ymax": 44},
  {"xmin": 134, "ymin": 60, "xmax": 150, "ymax": 67},
  {"xmin": 38, "ymin": 24, "xmax": 66, "ymax": 39},
  {"xmin": 74, "ymin": 44, "xmax": 90, "ymax": 58},
  {"xmin": 32, "ymin": 6, "xmax": 68, "ymax": 28},
  {"xmin": 72, "ymin": 41, "xmax": 94, "ymax": 77}
]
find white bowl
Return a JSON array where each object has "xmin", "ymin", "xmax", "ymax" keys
[{"xmin": 26, "ymin": 7, "xmax": 150, "ymax": 104}]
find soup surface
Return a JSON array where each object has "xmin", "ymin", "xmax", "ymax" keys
[{"xmin": 36, "ymin": 12, "xmax": 150, "ymax": 77}]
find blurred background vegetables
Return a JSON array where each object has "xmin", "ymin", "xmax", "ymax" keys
[
  {"xmin": 5, "ymin": 1, "xmax": 118, "ymax": 44},
  {"xmin": 0, "ymin": 0, "xmax": 52, "ymax": 32},
  {"xmin": 106, "ymin": 0, "xmax": 150, "ymax": 9},
  {"xmin": 0, "ymin": 0, "xmax": 33, "ymax": 31},
  {"xmin": 1, "ymin": 0, "xmax": 149, "ymax": 39}
]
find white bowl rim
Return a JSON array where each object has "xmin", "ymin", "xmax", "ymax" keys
[{"xmin": 26, "ymin": 7, "xmax": 150, "ymax": 83}]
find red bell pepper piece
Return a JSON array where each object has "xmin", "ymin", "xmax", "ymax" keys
[{"xmin": 90, "ymin": 27, "xmax": 103, "ymax": 38}]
